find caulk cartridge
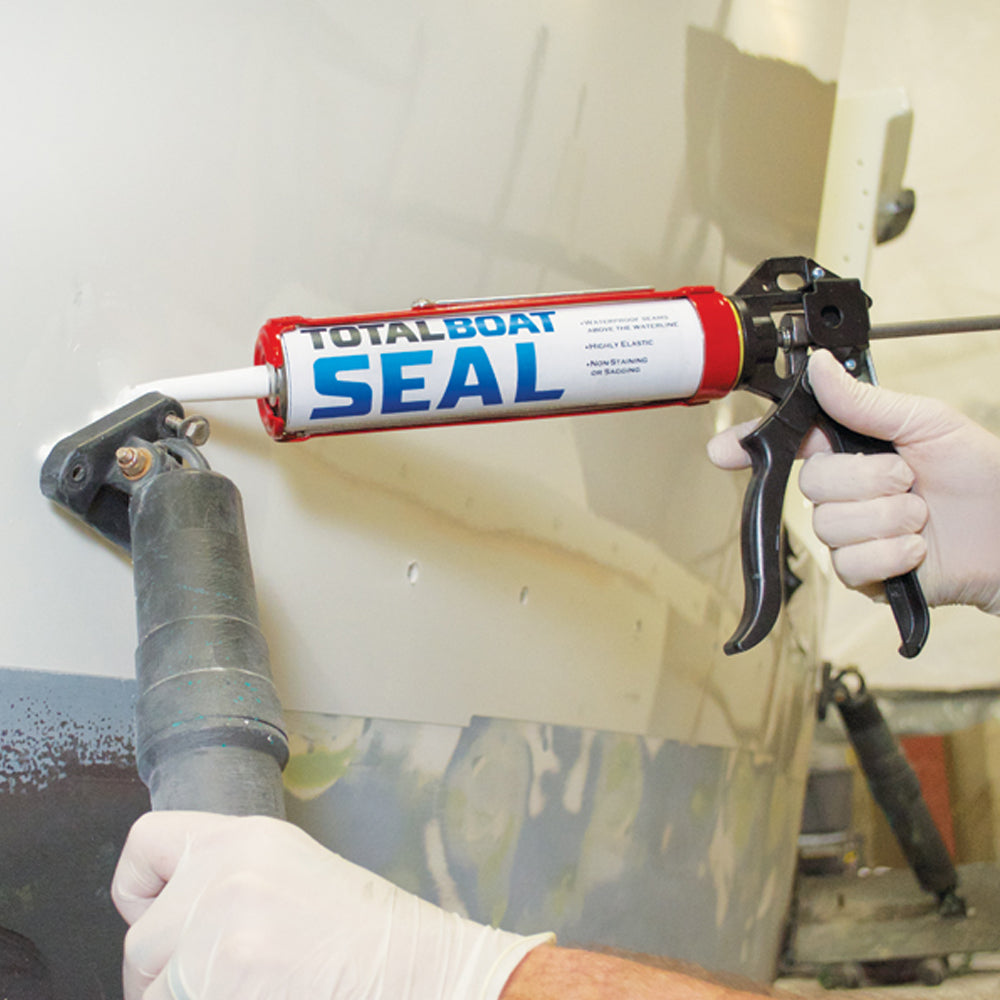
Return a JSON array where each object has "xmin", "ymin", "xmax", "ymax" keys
[{"xmin": 137, "ymin": 287, "xmax": 745, "ymax": 442}]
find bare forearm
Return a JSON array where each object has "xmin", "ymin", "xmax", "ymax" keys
[
  {"xmin": 501, "ymin": 945, "xmax": 771, "ymax": 1000},
  {"xmin": 502, "ymin": 945, "xmax": 932, "ymax": 1000}
]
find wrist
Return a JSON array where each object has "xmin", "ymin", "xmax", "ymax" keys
[{"xmin": 479, "ymin": 931, "xmax": 556, "ymax": 1000}]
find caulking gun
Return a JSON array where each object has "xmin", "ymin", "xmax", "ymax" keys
[{"xmin": 119, "ymin": 255, "xmax": 1000, "ymax": 659}]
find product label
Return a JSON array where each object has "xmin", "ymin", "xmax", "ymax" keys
[{"xmin": 280, "ymin": 298, "xmax": 706, "ymax": 434}]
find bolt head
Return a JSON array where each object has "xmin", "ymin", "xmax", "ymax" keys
[{"xmin": 116, "ymin": 446, "xmax": 153, "ymax": 479}]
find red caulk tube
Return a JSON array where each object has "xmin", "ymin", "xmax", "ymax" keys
[{"xmin": 139, "ymin": 287, "xmax": 744, "ymax": 440}]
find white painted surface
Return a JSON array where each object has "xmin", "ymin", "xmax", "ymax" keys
[{"xmin": 2, "ymin": 1, "xmax": 848, "ymax": 737}]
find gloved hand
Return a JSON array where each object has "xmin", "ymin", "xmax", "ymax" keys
[
  {"xmin": 111, "ymin": 811, "xmax": 553, "ymax": 1000},
  {"xmin": 707, "ymin": 349, "xmax": 1000, "ymax": 614}
]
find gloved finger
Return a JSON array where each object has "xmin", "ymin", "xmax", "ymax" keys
[
  {"xmin": 812, "ymin": 493, "xmax": 929, "ymax": 548},
  {"xmin": 121, "ymin": 920, "xmax": 164, "ymax": 1000},
  {"xmin": 807, "ymin": 349, "xmax": 959, "ymax": 446},
  {"xmin": 830, "ymin": 535, "xmax": 927, "ymax": 590},
  {"xmin": 121, "ymin": 871, "xmax": 278, "ymax": 1000},
  {"xmin": 123, "ymin": 957, "xmax": 193, "ymax": 1000},
  {"xmin": 121, "ymin": 962, "xmax": 175, "ymax": 1000},
  {"xmin": 799, "ymin": 451, "xmax": 915, "ymax": 504},
  {"xmin": 140, "ymin": 875, "xmax": 277, "ymax": 1000},
  {"xmin": 111, "ymin": 819, "xmax": 176, "ymax": 926},
  {"xmin": 121, "ymin": 873, "xmax": 220, "ymax": 1000},
  {"xmin": 113, "ymin": 812, "xmax": 242, "ymax": 924},
  {"xmin": 146, "ymin": 866, "xmax": 364, "ymax": 1000},
  {"xmin": 707, "ymin": 414, "xmax": 847, "ymax": 471},
  {"xmin": 122, "ymin": 890, "xmax": 221, "ymax": 1000},
  {"xmin": 115, "ymin": 813, "xmax": 245, "ymax": 999}
]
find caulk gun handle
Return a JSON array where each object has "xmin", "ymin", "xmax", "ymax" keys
[
  {"xmin": 724, "ymin": 368, "xmax": 930, "ymax": 658},
  {"xmin": 815, "ymin": 410, "xmax": 930, "ymax": 659},
  {"xmin": 725, "ymin": 369, "xmax": 819, "ymax": 655}
]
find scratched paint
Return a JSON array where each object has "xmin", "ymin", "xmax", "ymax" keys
[
  {"xmin": 1, "ymin": 661, "xmax": 816, "ymax": 996},
  {"xmin": 285, "ymin": 713, "xmax": 816, "ymax": 980},
  {"xmin": 0, "ymin": 676, "xmax": 135, "ymax": 793}
]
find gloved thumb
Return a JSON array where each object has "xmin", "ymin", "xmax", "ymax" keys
[
  {"xmin": 706, "ymin": 350, "xmax": 959, "ymax": 471},
  {"xmin": 807, "ymin": 349, "xmax": 953, "ymax": 447},
  {"xmin": 705, "ymin": 418, "xmax": 759, "ymax": 470},
  {"xmin": 704, "ymin": 350, "xmax": 880, "ymax": 470}
]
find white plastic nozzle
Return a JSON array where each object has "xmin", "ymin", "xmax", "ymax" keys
[{"xmin": 122, "ymin": 365, "xmax": 274, "ymax": 405}]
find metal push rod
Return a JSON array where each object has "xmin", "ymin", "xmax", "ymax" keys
[{"xmin": 872, "ymin": 315, "xmax": 1000, "ymax": 339}]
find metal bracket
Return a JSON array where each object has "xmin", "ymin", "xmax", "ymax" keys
[{"xmin": 40, "ymin": 393, "xmax": 210, "ymax": 552}]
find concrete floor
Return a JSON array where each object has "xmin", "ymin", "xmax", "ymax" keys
[{"xmin": 774, "ymin": 952, "xmax": 1000, "ymax": 998}]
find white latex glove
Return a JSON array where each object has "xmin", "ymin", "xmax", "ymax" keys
[
  {"xmin": 707, "ymin": 349, "xmax": 1000, "ymax": 614},
  {"xmin": 111, "ymin": 811, "xmax": 553, "ymax": 1000}
]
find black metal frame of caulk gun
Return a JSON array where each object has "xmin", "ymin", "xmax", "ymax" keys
[
  {"xmin": 725, "ymin": 256, "xmax": 928, "ymax": 658},
  {"xmin": 39, "ymin": 394, "xmax": 289, "ymax": 817}
]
